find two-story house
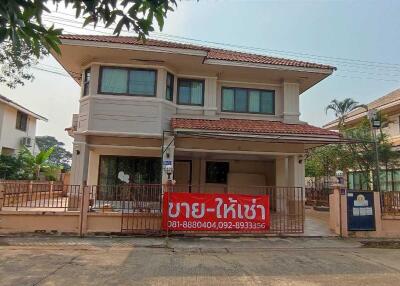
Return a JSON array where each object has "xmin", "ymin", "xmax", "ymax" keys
[
  {"xmin": 54, "ymin": 34, "xmax": 339, "ymax": 195},
  {"xmin": 0, "ymin": 94, "xmax": 47, "ymax": 155},
  {"xmin": 324, "ymin": 88, "xmax": 400, "ymax": 190}
]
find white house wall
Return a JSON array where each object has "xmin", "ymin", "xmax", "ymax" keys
[{"xmin": 0, "ymin": 104, "xmax": 37, "ymax": 154}]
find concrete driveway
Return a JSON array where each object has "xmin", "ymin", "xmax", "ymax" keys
[{"xmin": 1, "ymin": 236, "xmax": 400, "ymax": 285}]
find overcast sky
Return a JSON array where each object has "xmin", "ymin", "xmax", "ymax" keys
[{"xmin": 1, "ymin": 0, "xmax": 399, "ymax": 151}]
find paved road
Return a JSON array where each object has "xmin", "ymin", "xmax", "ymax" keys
[{"xmin": 1, "ymin": 236, "xmax": 400, "ymax": 286}]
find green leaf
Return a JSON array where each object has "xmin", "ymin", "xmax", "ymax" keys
[
  {"xmin": 155, "ymin": 11, "xmax": 164, "ymax": 30},
  {"xmin": 83, "ymin": 16, "xmax": 94, "ymax": 27}
]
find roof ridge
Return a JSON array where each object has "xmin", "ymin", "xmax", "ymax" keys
[{"xmin": 59, "ymin": 34, "xmax": 335, "ymax": 70}]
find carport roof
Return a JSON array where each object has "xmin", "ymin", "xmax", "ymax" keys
[{"xmin": 171, "ymin": 118, "xmax": 339, "ymax": 138}]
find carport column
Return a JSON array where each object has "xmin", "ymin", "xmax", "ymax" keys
[
  {"xmin": 288, "ymin": 155, "xmax": 305, "ymax": 214},
  {"xmin": 162, "ymin": 136, "xmax": 175, "ymax": 185},
  {"xmin": 70, "ymin": 135, "xmax": 89, "ymax": 211},
  {"xmin": 275, "ymin": 157, "xmax": 288, "ymax": 213},
  {"xmin": 70, "ymin": 135, "xmax": 90, "ymax": 186}
]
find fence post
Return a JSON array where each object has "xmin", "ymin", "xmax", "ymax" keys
[
  {"xmin": 329, "ymin": 184, "xmax": 348, "ymax": 237},
  {"xmin": 373, "ymin": 191, "xmax": 383, "ymax": 235},
  {"xmin": 28, "ymin": 180, "xmax": 33, "ymax": 201},
  {"xmin": 79, "ymin": 185, "xmax": 90, "ymax": 237},
  {"xmin": 49, "ymin": 181, "xmax": 54, "ymax": 196}
]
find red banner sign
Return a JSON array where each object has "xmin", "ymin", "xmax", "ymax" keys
[{"xmin": 162, "ymin": 192, "xmax": 270, "ymax": 231}]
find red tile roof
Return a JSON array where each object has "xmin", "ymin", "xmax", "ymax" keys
[
  {"xmin": 60, "ymin": 34, "xmax": 335, "ymax": 71},
  {"xmin": 171, "ymin": 118, "xmax": 339, "ymax": 137}
]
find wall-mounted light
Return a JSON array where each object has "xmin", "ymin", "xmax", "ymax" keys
[{"xmin": 76, "ymin": 150, "xmax": 80, "ymax": 155}]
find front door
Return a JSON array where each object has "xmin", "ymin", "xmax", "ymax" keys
[{"xmin": 174, "ymin": 160, "xmax": 192, "ymax": 192}]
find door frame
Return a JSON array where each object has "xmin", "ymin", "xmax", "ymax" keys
[{"xmin": 174, "ymin": 159, "xmax": 192, "ymax": 192}]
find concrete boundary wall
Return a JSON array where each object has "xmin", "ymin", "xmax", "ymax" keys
[
  {"xmin": 0, "ymin": 187, "xmax": 162, "ymax": 235},
  {"xmin": 0, "ymin": 211, "xmax": 80, "ymax": 234},
  {"xmin": 329, "ymin": 186, "xmax": 400, "ymax": 238},
  {"xmin": 0, "ymin": 210, "xmax": 162, "ymax": 235}
]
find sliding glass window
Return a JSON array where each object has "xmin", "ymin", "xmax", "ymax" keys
[
  {"xmin": 177, "ymin": 79, "xmax": 204, "ymax": 106},
  {"xmin": 222, "ymin": 87, "xmax": 275, "ymax": 114},
  {"xmin": 99, "ymin": 67, "xmax": 156, "ymax": 96},
  {"xmin": 98, "ymin": 156, "xmax": 161, "ymax": 185}
]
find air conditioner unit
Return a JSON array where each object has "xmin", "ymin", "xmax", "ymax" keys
[{"xmin": 21, "ymin": 137, "xmax": 32, "ymax": 147}]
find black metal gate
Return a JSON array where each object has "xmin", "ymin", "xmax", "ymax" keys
[{"xmin": 165, "ymin": 185, "xmax": 305, "ymax": 235}]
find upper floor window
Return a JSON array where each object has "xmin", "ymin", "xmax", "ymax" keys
[
  {"xmin": 99, "ymin": 66, "xmax": 157, "ymax": 96},
  {"xmin": 177, "ymin": 79, "xmax": 204, "ymax": 106},
  {"xmin": 166, "ymin": 72, "xmax": 174, "ymax": 101},
  {"xmin": 83, "ymin": 68, "xmax": 91, "ymax": 96},
  {"xmin": 222, "ymin": 87, "xmax": 275, "ymax": 114},
  {"xmin": 16, "ymin": 111, "xmax": 28, "ymax": 131}
]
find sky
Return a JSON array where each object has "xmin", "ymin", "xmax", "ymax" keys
[{"xmin": 1, "ymin": 0, "xmax": 399, "ymax": 151}]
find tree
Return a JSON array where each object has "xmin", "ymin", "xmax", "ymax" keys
[
  {"xmin": 19, "ymin": 146, "xmax": 55, "ymax": 179},
  {"xmin": 309, "ymin": 99, "xmax": 400, "ymax": 191},
  {"xmin": 35, "ymin": 136, "xmax": 72, "ymax": 170},
  {"xmin": 305, "ymin": 144, "xmax": 354, "ymax": 183},
  {"xmin": 325, "ymin": 98, "xmax": 364, "ymax": 129},
  {"xmin": 0, "ymin": 0, "xmax": 177, "ymax": 88},
  {"xmin": 0, "ymin": 41, "xmax": 48, "ymax": 88},
  {"xmin": 0, "ymin": 154, "xmax": 31, "ymax": 179},
  {"xmin": 344, "ymin": 117, "xmax": 400, "ymax": 190},
  {"xmin": 0, "ymin": 0, "xmax": 177, "ymax": 55}
]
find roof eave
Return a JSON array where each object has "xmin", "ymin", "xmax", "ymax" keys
[
  {"xmin": 0, "ymin": 98, "xmax": 48, "ymax": 121},
  {"xmin": 203, "ymin": 58, "xmax": 335, "ymax": 74},
  {"xmin": 59, "ymin": 38, "xmax": 209, "ymax": 57},
  {"xmin": 173, "ymin": 128, "xmax": 340, "ymax": 143}
]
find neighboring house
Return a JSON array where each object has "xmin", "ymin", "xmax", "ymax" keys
[
  {"xmin": 0, "ymin": 94, "xmax": 47, "ymax": 155},
  {"xmin": 324, "ymin": 88, "xmax": 400, "ymax": 190},
  {"xmin": 54, "ymin": 34, "xmax": 339, "ymax": 193}
]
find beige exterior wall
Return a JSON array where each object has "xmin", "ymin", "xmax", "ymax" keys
[
  {"xmin": 67, "ymin": 52, "xmax": 319, "ymax": 187},
  {"xmin": 0, "ymin": 103, "xmax": 38, "ymax": 154},
  {"xmin": 174, "ymin": 158, "xmax": 276, "ymax": 193},
  {"xmin": 73, "ymin": 62, "xmax": 302, "ymax": 137}
]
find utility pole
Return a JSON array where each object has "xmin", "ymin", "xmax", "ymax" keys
[{"xmin": 367, "ymin": 109, "xmax": 381, "ymax": 192}]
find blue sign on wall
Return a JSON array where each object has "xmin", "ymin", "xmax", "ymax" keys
[{"xmin": 347, "ymin": 191, "xmax": 376, "ymax": 231}]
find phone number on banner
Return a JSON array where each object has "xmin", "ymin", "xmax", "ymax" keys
[{"xmin": 167, "ymin": 220, "xmax": 266, "ymax": 230}]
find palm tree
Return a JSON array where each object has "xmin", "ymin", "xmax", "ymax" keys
[{"xmin": 325, "ymin": 98, "xmax": 364, "ymax": 129}]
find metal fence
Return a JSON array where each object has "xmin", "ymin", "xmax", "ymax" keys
[
  {"xmin": 0, "ymin": 182, "xmax": 305, "ymax": 235},
  {"xmin": 88, "ymin": 184, "xmax": 162, "ymax": 213},
  {"xmin": 381, "ymin": 191, "xmax": 400, "ymax": 216},
  {"xmin": 1, "ymin": 182, "xmax": 81, "ymax": 211},
  {"xmin": 305, "ymin": 188, "xmax": 330, "ymax": 207},
  {"xmin": 165, "ymin": 185, "xmax": 304, "ymax": 234}
]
